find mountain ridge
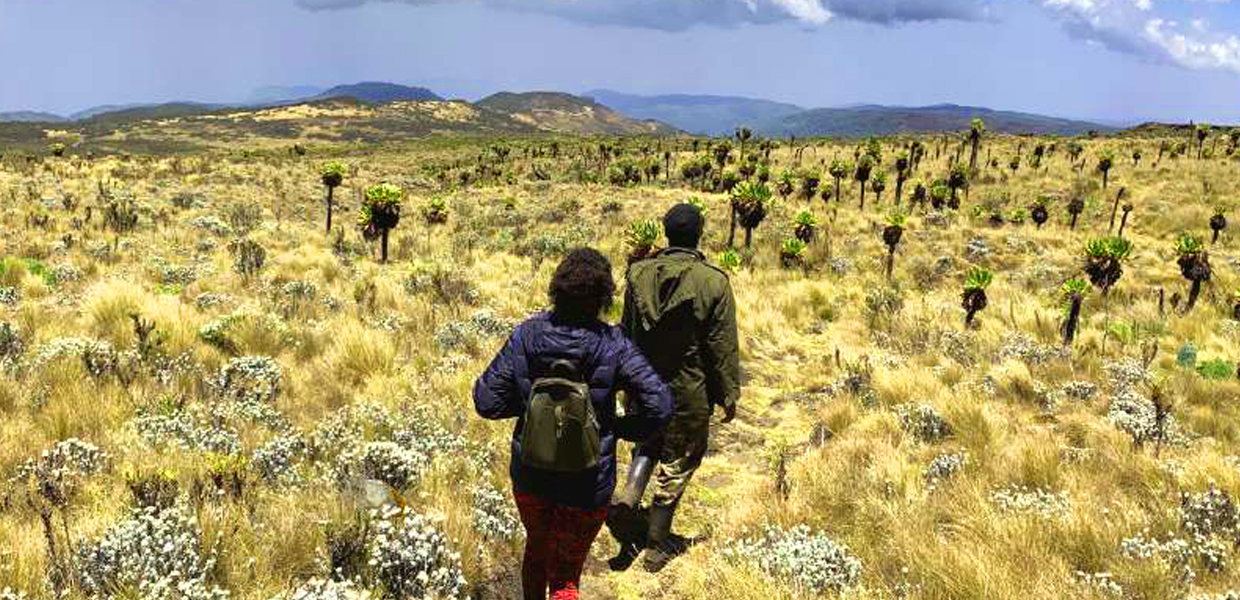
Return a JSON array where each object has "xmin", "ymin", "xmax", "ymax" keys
[{"xmin": 0, "ymin": 82, "xmax": 1119, "ymax": 139}]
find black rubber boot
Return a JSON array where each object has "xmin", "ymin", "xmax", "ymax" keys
[{"xmin": 641, "ymin": 504, "xmax": 677, "ymax": 573}]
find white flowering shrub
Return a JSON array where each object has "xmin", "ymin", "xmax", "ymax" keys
[
  {"xmin": 723, "ymin": 525, "xmax": 862, "ymax": 593},
  {"xmin": 33, "ymin": 336, "xmax": 117, "ymax": 378},
  {"xmin": 134, "ymin": 408, "xmax": 242, "ymax": 455},
  {"xmin": 472, "ymin": 484, "xmax": 520, "ymax": 541},
  {"xmin": 1181, "ymin": 486, "xmax": 1239, "ymax": 541},
  {"xmin": 275, "ymin": 579, "xmax": 372, "ymax": 600},
  {"xmin": 0, "ymin": 588, "xmax": 28, "ymax": 600},
  {"xmin": 10, "ymin": 438, "xmax": 109, "ymax": 507},
  {"xmin": 369, "ymin": 507, "xmax": 467, "ymax": 599},
  {"xmin": 1120, "ymin": 530, "xmax": 1202, "ymax": 581},
  {"xmin": 998, "ymin": 333, "xmax": 1068, "ymax": 366},
  {"xmin": 152, "ymin": 262, "xmax": 198, "ymax": 286},
  {"xmin": 392, "ymin": 408, "xmax": 472, "ymax": 464},
  {"xmin": 76, "ymin": 505, "xmax": 228, "ymax": 600},
  {"xmin": 1104, "ymin": 359, "xmax": 1148, "ymax": 394},
  {"xmin": 211, "ymin": 356, "xmax": 287, "ymax": 430},
  {"xmin": 191, "ymin": 215, "xmax": 233, "ymax": 237},
  {"xmin": 990, "ymin": 485, "xmax": 1070, "ymax": 519},
  {"xmin": 924, "ymin": 452, "xmax": 968, "ymax": 485},
  {"xmin": 282, "ymin": 280, "xmax": 319, "ymax": 301},
  {"xmin": 897, "ymin": 403, "xmax": 952, "ymax": 442},
  {"xmin": 433, "ymin": 310, "xmax": 513, "ymax": 352},
  {"xmin": 1073, "ymin": 571, "xmax": 1122, "ymax": 597},
  {"xmin": 50, "ymin": 263, "xmax": 82, "ymax": 284},
  {"xmin": 0, "ymin": 286, "xmax": 19, "ymax": 306},
  {"xmin": 1060, "ymin": 381, "xmax": 1098, "ymax": 401},
  {"xmin": 252, "ymin": 432, "xmax": 307, "ymax": 484},
  {"xmin": 1189, "ymin": 592, "xmax": 1240, "ymax": 600},
  {"xmin": 213, "ymin": 355, "xmax": 282, "ymax": 404},
  {"xmin": 195, "ymin": 292, "xmax": 230, "ymax": 310},
  {"xmin": 354, "ymin": 442, "xmax": 429, "ymax": 490}
]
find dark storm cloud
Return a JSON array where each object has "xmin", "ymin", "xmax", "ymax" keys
[{"xmin": 825, "ymin": 0, "xmax": 994, "ymax": 25}]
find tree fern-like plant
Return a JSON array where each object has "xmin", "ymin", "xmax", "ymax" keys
[
  {"xmin": 1097, "ymin": 150, "xmax": 1115, "ymax": 190},
  {"xmin": 947, "ymin": 164, "xmax": 968, "ymax": 210},
  {"xmin": 320, "ymin": 162, "xmax": 347, "ymax": 234},
  {"xmin": 793, "ymin": 210, "xmax": 818, "ymax": 244},
  {"xmin": 1060, "ymin": 279, "xmax": 1089, "ymax": 347},
  {"xmin": 1068, "ymin": 196, "xmax": 1086, "ymax": 230},
  {"xmin": 828, "ymin": 159, "xmax": 850, "ymax": 204},
  {"xmin": 910, "ymin": 181, "xmax": 928, "ymax": 210},
  {"xmin": 1030, "ymin": 197, "xmax": 1050, "ymax": 229},
  {"xmin": 422, "ymin": 197, "xmax": 449, "ymax": 226},
  {"xmin": 779, "ymin": 238, "xmax": 807, "ymax": 269},
  {"xmin": 731, "ymin": 180, "xmax": 772, "ymax": 249},
  {"xmin": 735, "ymin": 128, "xmax": 752, "ymax": 163},
  {"xmin": 799, "ymin": 169, "xmax": 821, "ymax": 202},
  {"xmin": 1210, "ymin": 206, "xmax": 1227, "ymax": 244},
  {"xmin": 870, "ymin": 171, "xmax": 887, "ymax": 207},
  {"xmin": 1083, "ymin": 236, "xmax": 1133, "ymax": 298},
  {"xmin": 626, "ymin": 219, "xmax": 661, "ymax": 264},
  {"xmin": 929, "ymin": 180, "xmax": 949, "ymax": 211},
  {"xmin": 882, "ymin": 210, "xmax": 906, "ymax": 280},
  {"xmin": 894, "ymin": 153, "xmax": 910, "ymax": 205},
  {"xmin": 855, "ymin": 156, "xmax": 874, "ymax": 210},
  {"xmin": 1031, "ymin": 144, "xmax": 1046, "ymax": 170},
  {"xmin": 776, "ymin": 170, "xmax": 794, "ymax": 201},
  {"xmin": 1174, "ymin": 232, "xmax": 1211, "ymax": 311},
  {"xmin": 718, "ymin": 248, "xmax": 742, "ymax": 273},
  {"xmin": 1117, "ymin": 201, "xmax": 1134, "ymax": 238},
  {"xmin": 961, "ymin": 267, "xmax": 992, "ymax": 326},
  {"xmin": 713, "ymin": 141, "xmax": 733, "ymax": 171},
  {"xmin": 968, "ymin": 118, "xmax": 984, "ymax": 174},
  {"xmin": 359, "ymin": 183, "xmax": 403, "ymax": 264}
]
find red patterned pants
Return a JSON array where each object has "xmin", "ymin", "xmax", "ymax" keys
[{"xmin": 514, "ymin": 492, "xmax": 608, "ymax": 600}]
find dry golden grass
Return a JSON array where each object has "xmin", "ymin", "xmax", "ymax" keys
[{"xmin": 0, "ymin": 130, "xmax": 1238, "ymax": 600}]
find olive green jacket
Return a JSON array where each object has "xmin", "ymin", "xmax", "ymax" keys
[{"xmin": 621, "ymin": 247, "xmax": 740, "ymax": 418}]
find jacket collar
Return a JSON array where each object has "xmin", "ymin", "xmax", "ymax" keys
[{"xmin": 653, "ymin": 246, "xmax": 706, "ymax": 261}]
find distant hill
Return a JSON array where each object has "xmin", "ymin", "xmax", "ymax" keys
[
  {"xmin": 315, "ymin": 82, "xmax": 443, "ymax": 103},
  {"xmin": 758, "ymin": 104, "xmax": 1111, "ymax": 138},
  {"xmin": 584, "ymin": 89, "xmax": 803, "ymax": 136},
  {"xmin": 477, "ymin": 92, "xmax": 678, "ymax": 135},
  {"xmin": 81, "ymin": 103, "xmax": 232, "ymax": 124},
  {"xmin": 69, "ymin": 103, "xmax": 156, "ymax": 121},
  {"xmin": 247, "ymin": 85, "xmax": 326, "ymax": 105},
  {"xmin": 0, "ymin": 111, "xmax": 66, "ymax": 123}
]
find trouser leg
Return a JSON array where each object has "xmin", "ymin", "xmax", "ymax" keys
[
  {"xmin": 547, "ymin": 505, "xmax": 608, "ymax": 600},
  {"xmin": 515, "ymin": 492, "xmax": 553, "ymax": 600},
  {"xmin": 649, "ymin": 413, "xmax": 710, "ymax": 510}
]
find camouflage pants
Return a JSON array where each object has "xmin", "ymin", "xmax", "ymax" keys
[{"xmin": 649, "ymin": 410, "xmax": 711, "ymax": 509}]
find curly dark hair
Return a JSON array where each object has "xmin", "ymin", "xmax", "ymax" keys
[{"xmin": 549, "ymin": 247, "xmax": 615, "ymax": 322}]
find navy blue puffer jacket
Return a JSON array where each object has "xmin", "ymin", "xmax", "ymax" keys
[{"xmin": 473, "ymin": 311, "xmax": 673, "ymax": 508}]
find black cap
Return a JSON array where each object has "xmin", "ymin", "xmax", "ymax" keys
[{"xmin": 663, "ymin": 203, "xmax": 705, "ymax": 248}]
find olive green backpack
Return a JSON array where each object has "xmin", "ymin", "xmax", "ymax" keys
[{"xmin": 520, "ymin": 359, "xmax": 601, "ymax": 472}]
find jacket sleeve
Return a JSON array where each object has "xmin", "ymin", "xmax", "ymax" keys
[
  {"xmin": 613, "ymin": 337, "xmax": 673, "ymax": 442},
  {"xmin": 703, "ymin": 279, "xmax": 741, "ymax": 411},
  {"xmin": 472, "ymin": 325, "xmax": 526, "ymax": 420},
  {"xmin": 620, "ymin": 273, "xmax": 638, "ymax": 337}
]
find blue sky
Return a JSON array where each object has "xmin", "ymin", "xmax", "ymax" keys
[{"xmin": 4, "ymin": 0, "xmax": 1240, "ymax": 123}]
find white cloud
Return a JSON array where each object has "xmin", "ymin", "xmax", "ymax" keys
[
  {"xmin": 1145, "ymin": 17, "xmax": 1240, "ymax": 72},
  {"xmin": 293, "ymin": 0, "xmax": 996, "ymax": 29},
  {"xmin": 292, "ymin": 0, "xmax": 1240, "ymax": 77}
]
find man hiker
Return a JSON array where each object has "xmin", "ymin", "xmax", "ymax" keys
[{"xmin": 615, "ymin": 202, "xmax": 741, "ymax": 573}]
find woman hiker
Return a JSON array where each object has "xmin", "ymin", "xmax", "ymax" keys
[{"xmin": 473, "ymin": 247, "xmax": 673, "ymax": 600}]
